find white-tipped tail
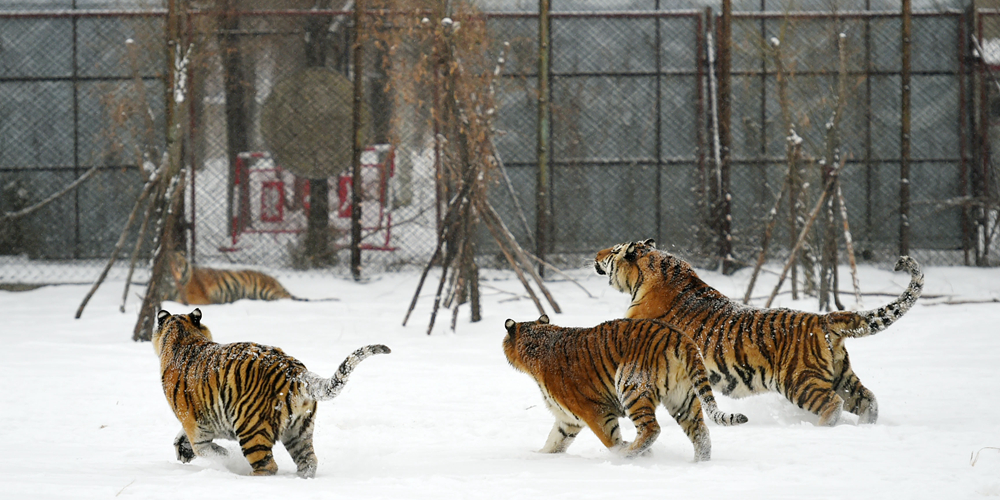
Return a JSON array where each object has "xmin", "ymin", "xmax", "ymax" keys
[
  {"xmin": 853, "ymin": 256, "xmax": 923, "ymax": 337},
  {"xmin": 305, "ymin": 344, "xmax": 391, "ymax": 401}
]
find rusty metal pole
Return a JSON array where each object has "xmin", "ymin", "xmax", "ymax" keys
[
  {"xmin": 350, "ymin": 0, "xmax": 365, "ymax": 280},
  {"xmin": 900, "ymin": 0, "xmax": 912, "ymax": 256},
  {"xmin": 536, "ymin": 0, "xmax": 552, "ymax": 277},
  {"xmin": 717, "ymin": 0, "xmax": 735, "ymax": 274}
]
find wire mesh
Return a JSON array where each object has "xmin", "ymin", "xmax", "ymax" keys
[{"xmin": 1, "ymin": 4, "xmax": 994, "ymax": 288}]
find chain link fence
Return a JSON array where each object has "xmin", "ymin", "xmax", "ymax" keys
[{"xmin": 2, "ymin": 3, "xmax": 997, "ymax": 287}]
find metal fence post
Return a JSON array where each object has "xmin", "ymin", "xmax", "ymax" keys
[
  {"xmin": 351, "ymin": 0, "xmax": 365, "ymax": 281},
  {"xmin": 536, "ymin": 0, "xmax": 552, "ymax": 275},
  {"xmin": 900, "ymin": 0, "xmax": 912, "ymax": 256},
  {"xmin": 717, "ymin": 0, "xmax": 735, "ymax": 274}
]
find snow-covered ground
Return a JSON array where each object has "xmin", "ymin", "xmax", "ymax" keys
[{"xmin": 1, "ymin": 260, "xmax": 998, "ymax": 499}]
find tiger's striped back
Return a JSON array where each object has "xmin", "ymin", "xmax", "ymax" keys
[
  {"xmin": 152, "ymin": 308, "xmax": 389, "ymax": 477},
  {"xmin": 503, "ymin": 315, "xmax": 746, "ymax": 461},
  {"xmin": 594, "ymin": 239, "xmax": 923, "ymax": 425}
]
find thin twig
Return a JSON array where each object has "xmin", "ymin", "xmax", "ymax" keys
[
  {"xmin": 927, "ymin": 298, "xmax": 1000, "ymax": 306},
  {"xmin": 1, "ymin": 166, "xmax": 99, "ymax": 222},
  {"xmin": 490, "ymin": 136, "xmax": 534, "ymax": 248},
  {"xmin": 970, "ymin": 447, "xmax": 1000, "ymax": 466},
  {"xmin": 836, "ymin": 182, "xmax": 863, "ymax": 307},
  {"xmin": 524, "ymin": 252, "xmax": 595, "ymax": 299}
]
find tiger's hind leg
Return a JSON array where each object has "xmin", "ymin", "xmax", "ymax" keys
[
  {"xmin": 282, "ymin": 412, "xmax": 319, "ymax": 478},
  {"xmin": 620, "ymin": 394, "xmax": 661, "ymax": 459},
  {"xmin": 834, "ymin": 352, "xmax": 878, "ymax": 424},
  {"xmin": 664, "ymin": 392, "xmax": 711, "ymax": 462},
  {"xmin": 783, "ymin": 376, "xmax": 844, "ymax": 426}
]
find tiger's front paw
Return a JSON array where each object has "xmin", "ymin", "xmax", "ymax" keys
[{"xmin": 174, "ymin": 434, "xmax": 195, "ymax": 463}]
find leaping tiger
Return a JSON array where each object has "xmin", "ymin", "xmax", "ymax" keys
[{"xmin": 594, "ymin": 239, "xmax": 923, "ymax": 426}]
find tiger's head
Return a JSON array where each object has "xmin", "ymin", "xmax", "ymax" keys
[
  {"xmin": 168, "ymin": 251, "xmax": 192, "ymax": 287},
  {"xmin": 152, "ymin": 308, "xmax": 213, "ymax": 357},
  {"xmin": 593, "ymin": 238, "xmax": 657, "ymax": 294},
  {"xmin": 502, "ymin": 314, "xmax": 551, "ymax": 374}
]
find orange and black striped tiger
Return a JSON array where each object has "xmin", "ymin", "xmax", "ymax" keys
[
  {"xmin": 594, "ymin": 239, "xmax": 923, "ymax": 426},
  {"xmin": 503, "ymin": 314, "xmax": 747, "ymax": 461},
  {"xmin": 164, "ymin": 251, "xmax": 333, "ymax": 305},
  {"xmin": 152, "ymin": 308, "xmax": 389, "ymax": 477}
]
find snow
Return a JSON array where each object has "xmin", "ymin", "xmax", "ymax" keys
[{"xmin": 1, "ymin": 262, "xmax": 999, "ymax": 499}]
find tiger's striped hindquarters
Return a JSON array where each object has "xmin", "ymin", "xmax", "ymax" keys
[
  {"xmin": 503, "ymin": 315, "xmax": 747, "ymax": 462},
  {"xmin": 594, "ymin": 239, "xmax": 924, "ymax": 426},
  {"xmin": 152, "ymin": 309, "xmax": 390, "ymax": 478}
]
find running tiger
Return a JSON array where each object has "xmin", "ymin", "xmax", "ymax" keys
[
  {"xmin": 152, "ymin": 308, "xmax": 390, "ymax": 477},
  {"xmin": 164, "ymin": 251, "xmax": 335, "ymax": 305},
  {"xmin": 503, "ymin": 315, "xmax": 747, "ymax": 461},
  {"xmin": 594, "ymin": 239, "xmax": 923, "ymax": 426}
]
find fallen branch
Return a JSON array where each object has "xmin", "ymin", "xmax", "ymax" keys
[
  {"xmin": 925, "ymin": 298, "xmax": 1000, "ymax": 306},
  {"xmin": 1, "ymin": 165, "xmax": 99, "ymax": 222}
]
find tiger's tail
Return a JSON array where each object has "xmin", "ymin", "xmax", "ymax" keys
[
  {"xmin": 681, "ymin": 343, "xmax": 748, "ymax": 427},
  {"xmin": 304, "ymin": 344, "xmax": 391, "ymax": 401},
  {"xmin": 841, "ymin": 256, "xmax": 923, "ymax": 339}
]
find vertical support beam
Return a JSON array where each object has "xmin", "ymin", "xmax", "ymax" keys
[
  {"xmin": 536, "ymin": 0, "xmax": 552, "ymax": 276},
  {"xmin": 899, "ymin": 0, "xmax": 912, "ymax": 256},
  {"xmin": 976, "ymin": 13, "xmax": 991, "ymax": 266},
  {"xmin": 654, "ymin": 1, "xmax": 662, "ymax": 243},
  {"xmin": 351, "ymin": 0, "xmax": 366, "ymax": 281},
  {"xmin": 220, "ymin": 0, "xmax": 250, "ymax": 239},
  {"xmin": 717, "ymin": 0, "xmax": 735, "ymax": 274},
  {"xmin": 959, "ymin": 8, "xmax": 971, "ymax": 265},
  {"xmin": 864, "ymin": 0, "xmax": 874, "ymax": 250},
  {"xmin": 72, "ymin": 0, "xmax": 80, "ymax": 258}
]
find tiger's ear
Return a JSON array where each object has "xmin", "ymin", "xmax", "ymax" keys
[
  {"xmin": 156, "ymin": 310, "xmax": 170, "ymax": 326},
  {"xmin": 642, "ymin": 238, "xmax": 656, "ymax": 248},
  {"xmin": 538, "ymin": 314, "xmax": 549, "ymax": 324},
  {"xmin": 190, "ymin": 308, "xmax": 202, "ymax": 326},
  {"xmin": 624, "ymin": 242, "xmax": 638, "ymax": 261},
  {"xmin": 504, "ymin": 319, "xmax": 516, "ymax": 335}
]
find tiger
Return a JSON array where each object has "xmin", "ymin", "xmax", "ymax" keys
[
  {"xmin": 503, "ymin": 314, "xmax": 747, "ymax": 462},
  {"xmin": 152, "ymin": 308, "xmax": 390, "ymax": 477},
  {"xmin": 163, "ymin": 251, "xmax": 333, "ymax": 305},
  {"xmin": 594, "ymin": 238, "xmax": 924, "ymax": 426}
]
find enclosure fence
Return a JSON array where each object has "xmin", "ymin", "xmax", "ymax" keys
[{"xmin": 2, "ymin": 4, "xmax": 998, "ymax": 287}]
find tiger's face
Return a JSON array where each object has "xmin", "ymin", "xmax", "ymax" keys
[
  {"xmin": 152, "ymin": 308, "xmax": 213, "ymax": 357},
  {"xmin": 502, "ymin": 314, "xmax": 551, "ymax": 373},
  {"xmin": 168, "ymin": 251, "xmax": 192, "ymax": 286},
  {"xmin": 593, "ymin": 238, "xmax": 656, "ymax": 293}
]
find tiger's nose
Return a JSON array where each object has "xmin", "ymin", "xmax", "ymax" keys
[{"xmin": 594, "ymin": 261, "xmax": 606, "ymax": 275}]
